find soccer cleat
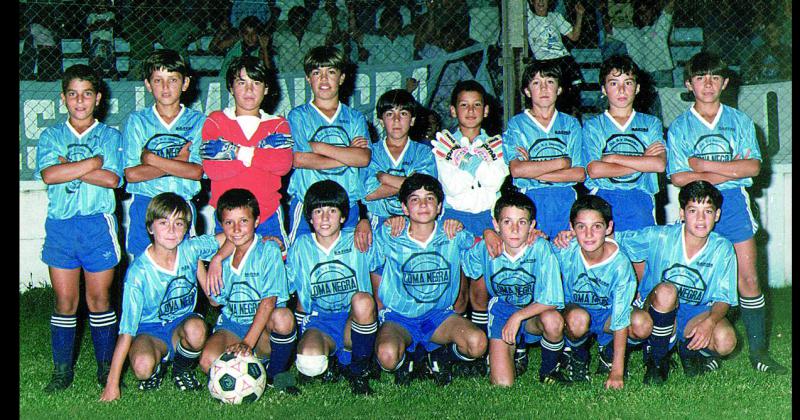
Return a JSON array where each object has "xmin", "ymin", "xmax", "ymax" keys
[
  {"xmin": 540, "ymin": 364, "xmax": 572, "ymax": 385},
  {"xmin": 267, "ymin": 372, "xmax": 302, "ymax": 395},
  {"xmin": 347, "ymin": 371, "xmax": 374, "ymax": 396},
  {"xmin": 44, "ymin": 363, "xmax": 74, "ymax": 394},
  {"xmin": 172, "ymin": 369, "xmax": 202, "ymax": 391},
  {"xmin": 644, "ymin": 357, "xmax": 671, "ymax": 385},
  {"xmin": 96, "ymin": 361, "xmax": 112, "ymax": 387},
  {"xmin": 426, "ymin": 354, "xmax": 453, "ymax": 386},
  {"xmin": 749, "ymin": 352, "xmax": 788, "ymax": 375},
  {"xmin": 514, "ymin": 347, "xmax": 529, "ymax": 377},
  {"xmin": 678, "ymin": 352, "xmax": 702, "ymax": 378},
  {"xmin": 394, "ymin": 358, "xmax": 420, "ymax": 387},
  {"xmin": 568, "ymin": 356, "xmax": 591, "ymax": 383},
  {"xmin": 138, "ymin": 362, "xmax": 166, "ymax": 391},
  {"xmin": 454, "ymin": 357, "xmax": 488, "ymax": 378},
  {"xmin": 596, "ymin": 347, "xmax": 630, "ymax": 378}
]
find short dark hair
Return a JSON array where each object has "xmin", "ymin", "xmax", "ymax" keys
[
  {"xmin": 599, "ymin": 54, "xmax": 640, "ymax": 85},
  {"xmin": 142, "ymin": 49, "xmax": 189, "ymax": 81},
  {"xmin": 493, "ymin": 190, "xmax": 536, "ymax": 222},
  {"xmin": 684, "ymin": 51, "xmax": 728, "ymax": 82},
  {"xmin": 239, "ymin": 15, "xmax": 262, "ymax": 31},
  {"xmin": 226, "ymin": 55, "xmax": 271, "ymax": 92},
  {"xmin": 303, "ymin": 45, "xmax": 347, "ymax": 75},
  {"xmin": 145, "ymin": 192, "xmax": 192, "ymax": 232},
  {"xmin": 398, "ymin": 173, "xmax": 444, "ymax": 205},
  {"xmin": 61, "ymin": 64, "xmax": 101, "ymax": 94},
  {"xmin": 520, "ymin": 59, "xmax": 562, "ymax": 91},
  {"xmin": 304, "ymin": 180, "xmax": 350, "ymax": 224},
  {"xmin": 569, "ymin": 195, "xmax": 613, "ymax": 226},
  {"xmin": 678, "ymin": 180, "xmax": 723, "ymax": 210},
  {"xmin": 216, "ymin": 188, "xmax": 260, "ymax": 223},
  {"xmin": 376, "ymin": 89, "xmax": 417, "ymax": 119},
  {"xmin": 450, "ymin": 80, "xmax": 487, "ymax": 107}
]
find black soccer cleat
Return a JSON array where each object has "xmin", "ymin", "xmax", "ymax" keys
[
  {"xmin": 750, "ymin": 352, "xmax": 788, "ymax": 375},
  {"xmin": 596, "ymin": 348, "xmax": 612, "ymax": 375},
  {"xmin": 347, "ymin": 371, "xmax": 374, "ymax": 396},
  {"xmin": 172, "ymin": 368, "xmax": 202, "ymax": 391},
  {"xmin": 540, "ymin": 364, "xmax": 572, "ymax": 385},
  {"xmin": 678, "ymin": 351, "xmax": 702, "ymax": 378},
  {"xmin": 454, "ymin": 357, "xmax": 488, "ymax": 378},
  {"xmin": 700, "ymin": 354, "xmax": 721, "ymax": 374},
  {"xmin": 321, "ymin": 356, "xmax": 343, "ymax": 383},
  {"xmin": 644, "ymin": 357, "xmax": 671, "ymax": 385},
  {"xmin": 426, "ymin": 354, "xmax": 453, "ymax": 386},
  {"xmin": 267, "ymin": 372, "xmax": 302, "ymax": 395},
  {"xmin": 568, "ymin": 356, "xmax": 591, "ymax": 383},
  {"xmin": 138, "ymin": 361, "xmax": 167, "ymax": 391},
  {"xmin": 394, "ymin": 358, "xmax": 421, "ymax": 387},
  {"xmin": 514, "ymin": 346, "xmax": 529, "ymax": 377},
  {"xmin": 44, "ymin": 363, "xmax": 74, "ymax": 394}
]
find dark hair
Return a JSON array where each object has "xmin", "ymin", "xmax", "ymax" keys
[
  {"xmin": 142, "ymin": 49, "xmax": 189, "ymax": 80},
  {"xmin": 61, "ymin": 64, "xmax": 101, "ymax": 94},
  {"xmin": 145, "ymin": 192, "xmax": 192, "ymax": 232},
  {"xmin": 239, "ymin": 15, "xmax": 262, "ymax": 31},
  {"xmin": 569, "ymin": 195, "xmax": 613, "ymax": 225},
  {"xmin": 520, "ymin": 59, "xmax": 562, "ymax": 91},
  {"xmin": 684, "ymin": 51, "xmax": 728, "ymax": 82},
  {"xmin": 450, "ymin": 80, "xmax": 487, "ymax": 107},
  {"xmin": 304, "ymin": 45, "xmax": 347, "ymax": 75},
  {"xmin": 678, "ymin": 180, "xmax": 723, "ymax": 210},
  {"xmin": 599, "ymin": 54, "xmax": 640, "ymax": 85},
  {"xmin": 493, "ymin": 190, "xmax": 536, "ymax": 222},
  {"xmin": 398, "ymin": 173, "xmax": 444, "ymax": 205},
  {"xmin": 304, "ymin": 180, "xmax": 350, "ymax": 224},
  {"xmin": 226, "ymin": 55, "xmax": 270, "ymax": 92},
  {"xmin": 216, "ymin": 188, "xmax": 260, "ymax": 223},
  {"xmin": 376, "ymin": 89, "xmax": 417, "ymax": 119}
]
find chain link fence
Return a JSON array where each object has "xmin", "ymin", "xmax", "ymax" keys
[{"xmin": 19, "ymin": 0, "xmax": 791, "ymax": 181}]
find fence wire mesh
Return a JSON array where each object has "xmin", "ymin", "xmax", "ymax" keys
[{"xmin": 19, "ymin": 0, "xmax": 791, "ymax": 181}]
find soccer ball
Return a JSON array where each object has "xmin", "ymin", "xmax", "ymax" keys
[{"xmin": 208, "ymin": 352, "xmax": 267, "ymax": 404}]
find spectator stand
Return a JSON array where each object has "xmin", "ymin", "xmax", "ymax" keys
[{"xmin": 571, "ymin": 47, "xmax": 603, "ymax": 116}]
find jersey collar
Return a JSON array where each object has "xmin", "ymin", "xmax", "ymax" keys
[
  {"xmin": 503, "ymin": 243, "xmax": 529, "ymax": 263},
  {"xmin": 382, "ymin": 138, "xmax": 411, "ymax": 167},
  {"xmin": 230, "ymin": 234, "xmax": 259, "ymax": 275},
  {"xmin": 680, "ymin": 224, "xmax": 710, "ymax": 264},
  {"xmin": 579, "ymin": 238, "xmax": 620, "ymax": 270},
  {"xmin": 151, "ymin": 104, "xmax": 185, "ymax": 130},
  {"xmin": 406, "ymin": 221, "xmax": 438, "ymax": 249},
  {"xmin": 689, "ymin": 104, "xmax": 723, "ymax": 130},
  {"xmin": 309, "ymin": 100, "xmax": 342, "ymax": 125},
  {"xmin": 143, "ymin": 244, "xmax": 180, "ymax": 276},
  {"xmin": 312, "ymin": 230, "xmax": 342, "ymax": 256},
  {"xmin": 604, "ymin": 110, "xmax": 636, "ymax": 132},
  {"xmin": 525, "ymin": 109, "xmax": 558, "ymax": 133},
  {"xmin": 65, "ymin": 119, "xmax": 99, "ymax": 139}
]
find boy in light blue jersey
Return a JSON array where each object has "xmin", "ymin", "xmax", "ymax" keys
[
  {"xmin": 289, "ymin": 180, "xmax": 380, "ymax": 395},
  {"xmin": 101, "ymin": 193, "xmax": 224, "ymax": 401},
  {"xmin": 37, "ymin": 64, "xmax": 123, "ymax": 393},
  {"xmin": 123, "ymin": 49, "xmax": 205, "ymax": 258},
  {"xmin": 198, "ymin": 189, "xmax": 300, "ymax": 395},
  {"xmin": 666, "ymin": 52, "xmax": 784, "ymax": 374},
  {"xmin": 551, "ymin": 195, "xmax": 651, "ymax": 389},
  {"xmin": 286, "ymin": 46, "xmax": 372, "ymax": 246},
  {"xmin": 373, "ymin": 173, "xmax": 487, "ymax": 387},
  {"xmin": 611, "ymin": 181, "xmax": 739, "ymax": 383},
  {"xmin": 583, "ymin": 54, "xmax": 666, "ymax": 233},
  {"xmin": 503, "ymin": 60, "xmax": 585, "ymax": 240},
  {"xmin": 362, "ymin": 89, "xmax": 437, "ymax": 229},
  {"xmin": 462, "ymin": 191, "xmax": 565, "ymax": 387}
]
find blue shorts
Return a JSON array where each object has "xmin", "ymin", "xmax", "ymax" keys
[
  {"xmin": 379, "ymin": 307, "xmax": 456, "ymax": 352},
  {"xmin": 127, "ymin": 194, "xmax": 196, "ymax": 258},
  {"xmin": 287, "ymin": 197, "xmax": 360, "ymax": 246},
  {"xmin": 715, "ymin": 187, "xmax": 758, "ymax": 244},
  {"xmin": 214, "ymin": 206, "xmax": 286, "ymax": 243},
  {"xmin": 301, "ymin": 311, "xmax": 352, "ymax": 365},
  {"xmin": 136, "ymin": 312, "xmax": 202, "ymax": 361},
  {"xmin": 212, "ymin": 312, "xmax": 260, "ymax": 341},
  {"xmin": 593, "ymin": 189, "xmax": 656, "ymax": 232},
  {"xmin": 567, "ymin": 307, "xmax": 614, "ymax": 347},
  {"xmin": 487, "ymin": 298, "xmax": 541, "ymax": 345},
  {"xmin": 525, "ymin": 186, "xmax": 577, "ymax": 239},
  {"xmin": 42, "ymin": 213, "xmax": 121, "ymax": 272},
  {"xmin": 673, "ymin": 304, "xmax": 712, "ymax": 348},
  {"xmin": 441, "ymin": 207, "xmax": 493, "ymax": 237}
]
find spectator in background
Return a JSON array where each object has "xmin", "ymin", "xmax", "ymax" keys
[
  {"xmin": 272, "ymin": 6, "xmax": 326, "ymax": 74},
  {"xmin": 595, "ymin": 0, "xmax": 631, "ymax": 59},
  {"xmin": 120, "ymin": 0, "xmax": 156, "ymax": 81},
  {"xmin": 25, "ymin": 4, "xmax": 63, "ymax": 82},
  {"xmin": 156, "ymin": 6, "xmax": 202, "ymax": 59},
  {"xmin": 356, "ymin": 6, "xmax": 416, "ymax": 65},
  {"xmin": 612, "ymin": 0, "xmax": 675, "ymax": 87},
  {"xmin": 86, "ymin": 0, "xmax": 118, "ymax": 79},
  {"xmin": 217, "ymin": 16, "xmax": 273, "ymax": 78},
  {"xmin": 525, "ymin": 0, "xmax": 586, "ymax": 116},
  {"xmin": 209, "ymin": 13, "xmax": 239, "ymax": 56},
  {"xmin": 229, "ymin": 0, "xmax": 276, "ymax": 29}
]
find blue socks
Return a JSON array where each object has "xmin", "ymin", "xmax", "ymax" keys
[
  {"xmin": 566, "ymin": 334, "xmax": 589, "ymax": 363},
  {"xmin": 540, "ymin": 337, "xmax": 564, "ymax": 376},
  {"xmin": 266, "ymin": 329, "xmax": 297, "ymax": 379},
  {"xmin": 350, "ymin": 321, "xmax": 378, "ymax": 375},
  {"xmin": 740, "ymin": 294, "xmax": 767, "ymax": 355},
  {"xmin": 51, "ymin": 313, "xmax": 77, "ymax": 369},
  {"xmin": 89, "ymin": 310, "xmax": 117, "ymax": 366},
  {"xmin": 646, "ymin": 306, "xmax": 676, "ymax": 362}
]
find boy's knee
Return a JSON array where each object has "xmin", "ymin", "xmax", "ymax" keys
[
  {"xmin": 130, "ymin": 354, "xmax": 157, "ymax": 379},
  {"xmin": 376, "ymin": 341, "xmax": 402, "ymax": 371},
  {"xmin": 565, "ymin": 309, "xmax": 590, "ymax": 337},
  {"xmin": 713, "ymin": 327, "xmax": 737, "ymax": 356},
  {"xmin": 181, "ymin": 317, "xmax": 208, "ymax": 349},
  {"xmin": 465, "ymin": 330, "xmax": 488, "ymax": 357},
  {"xmin": 540, "ymin": 310, "xmax": 565, "ymax": 338},
  {"xmin": 350, "ymin": 292, "xmax": 376, "ymax": 322},
  {"xmin": 199, "ymin": 351, "xmax": 217, "ymax": 373},
  {"xmin": 630, "ymin": 311, "xmax": 653, "ymax": 340},
  {"xmin": 270, "ymin": 308, "xmax": 296, "ymax": 335},
  {"xmin": 651, "ymin": 283, "xmax": 678, "ymax": 311}
]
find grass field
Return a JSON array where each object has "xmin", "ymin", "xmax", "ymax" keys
[{"xmin": 19, "ymin": 286, "xmax": 792, "ymax": 419}]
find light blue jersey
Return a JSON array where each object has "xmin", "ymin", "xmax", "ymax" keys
[
  {"xmin": 122, "ymin": 105, "xmax": 205, "ymax": 199},
  {"xmin": 666, "ymin": 104, "xmax": 761, "ymax": 190},
  {"xmin": 374, "ymin": 222, "xmax": 475, "ymax": 318},
  {"xmin": 555, "ymin": 239, "xmax": 637, "ymax": 331},
  {"xmin": 362, "ymin": 139, "xmax": 437, "ymax": 219},
  {"xmin": 503, "ymin": 110, "xmax": 584, "ymax": 190},
  {"xmin": 582, "ymin": 111, "xmax": 664, "ymax": 194},
  {"xmin": 35, "ymin": 120, "xmax": 123, "ymax": 219},
  {"xmin": 615, "ymin": 223, "xmax": 738, "ymax": 307},
  {"xmin": 213, "ymin": 235, "xmax": 290, "ymax": 325},
  {"xmin": 287, "ymin": 102, "xmax": 371, "ymax": 208},
  {"xmin": 463, "ymin": 239, "xmax": 564, "ymax": 309},
  {"xmin": 287, "ymin": 228, "xmax": 376, "ymax": 314},
  {"xmin": 119, "ymin": 234, "xmax": 219, "ymax": 335}
]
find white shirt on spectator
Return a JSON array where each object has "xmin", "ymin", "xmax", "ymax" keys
[
  {"xmin": 87, "ymin": 11, "xmax": 114, "ymax": 45},
  {"xmin": 362, "ymin": 33, "xmax": 415, "ymax": 65},
  {"xmin": 272, "ymin": 22, "xmax": 327, "ymax": 74},
  {"xmin": 30, "ymin": 23, "xmax": 56, "ymax": 48},
  {"xmin": 612, "ymin": 11, "xmax": 673, "ymax": 72},
  {"xmin": 526, "ymin": 10, "xmax": 572, "ymax": 60}
]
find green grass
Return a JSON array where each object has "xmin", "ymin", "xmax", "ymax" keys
[{"xmin": 20, "ymin": 287, "xmax": 792, "ymax": 419}]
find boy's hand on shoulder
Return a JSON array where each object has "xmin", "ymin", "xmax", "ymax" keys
[
  {"xmin": 354, "ymin": 219, "xmax": 373, "ymax": 252},
  {"xmin": 553, "ymin": 230, "xmax": 575, "ymax": 248},
  {"xmin": 386, "ymin": 216, "xmax": 407, "ymax": 237},
  {"xmin": 483, "ymin": 229, "xmax": 503, "ymax": 258},
  {"xmin": 527, "ymin": 227, "xmax": 548, "ymax": 244},
  {"xmin": 261, "ymin": 235, "xmax": 285, "ymax": 252},
  {"xmin": 206, "ymin": 256, "xmax": 224, "ymax": 297},
  {"xmin": 442, "ymin": 218, "xmax": 464, "ymax": 239}
]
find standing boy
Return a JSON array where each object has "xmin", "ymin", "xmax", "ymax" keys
[
  {"xmin": 37, "ymin": 64, "xmax": 123, "ymax": 393},
  {"xmin": 286, "ymin": 46, "xmax": 372, "ymax": 246},
  {"xmin": 666, "ymin": 52, "xmax": 785, "ymax": 373},
  {"xmin": 123, "ymin": 49, "xmax": 205, "ymax": 258}
]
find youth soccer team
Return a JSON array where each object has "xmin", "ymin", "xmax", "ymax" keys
[{"xmin": 34, "ymin": 43, "xmax": 787, "ymax": 401}]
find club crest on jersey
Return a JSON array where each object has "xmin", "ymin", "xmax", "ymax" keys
[
  {"xmin": 602, "ymin": 134, "xmax": 646, "ymax": 183},
  {"xmin": 159, "ymin": 276, "xmax": 196, "ymax": 321},
  {"xmin": 311, "ymin": 126, "xmax": 352, "ymax": 176},
  {"xmin": 571, "ymin": 273, "xmax": 610, "ymax": 308},
  {"xmin": 228, "ymin": 281, "xmax": 262, "ymax": 323},
  {"xmin": 310, "ymin": 261, "xmax": 358, "ymax": 312},
  {"xmin": 144, "ymin": 133, "xmax": 189, "ymax": 159},
  {"xmin": 661, "ymin": 263, "xmax": 706, "ymax": 305},
  {"xmin": 527, "ymin": 138, "xmax": 568, "ymax": 162},
  {"xmin": 490, "ymin": 267, "xmax": 536, "ymax": 307},
  {"xmin": 693, "ymin": 134, "xmax": 733, "ymax": 162},
  {"xmin": 65, "ymin": 144, "xmax": 94, "ymax": 193},
  {"xmin": 401, "ymin": 252, "xmax": 450, "ymax": 303}
]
